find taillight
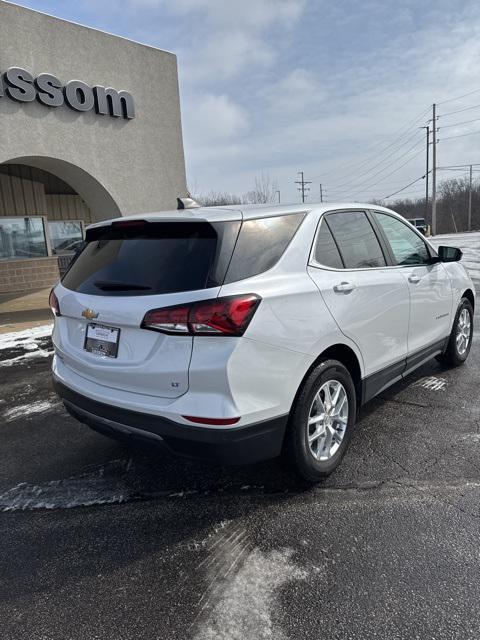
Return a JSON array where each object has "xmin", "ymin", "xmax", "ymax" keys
[
  {"xmin": 141, "ymin": 305, "xmax": 190, "ymax": 334},
  {"xmin": 49, "ymin": 288, "xmax": 61, "ymax": 316},
  {"xmin": 142, "ymin": 294, "xmax": 261, "ymax": 336}
]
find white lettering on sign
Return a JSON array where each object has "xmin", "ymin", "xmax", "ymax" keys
[{"xmin": 87, "ymin": 325, "xmax": 118, "ymax": 343}]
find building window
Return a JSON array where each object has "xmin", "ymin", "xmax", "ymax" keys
[
  {"xmin": 48, "ymin": 221, "xmax": 85, "ymax": 255},
  {"xmin": 0, "ymin": 217, "xmax": 48, "ymax": 260}
]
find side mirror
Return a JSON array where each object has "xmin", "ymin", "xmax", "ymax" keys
[{"xmin": 437, "ymin": 245, "xmax": 462, "ymax": 262}]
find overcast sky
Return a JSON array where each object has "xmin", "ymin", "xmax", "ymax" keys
[{"xmin": 9, "ymin": 0, "xmax": 480, "ymax": 204}]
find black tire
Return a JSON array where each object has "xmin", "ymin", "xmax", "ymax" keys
[
  {"xmin": 285, "ymin": 359, "xmax": 357, "ymax": 483},
  {"xmin": 437, "ymin": 298, "xmax": 474, "ymax": 367}
]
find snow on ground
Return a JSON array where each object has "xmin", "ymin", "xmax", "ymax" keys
[
  {"xmin": 0, "ymin": 346, "xmax": 54, "ymax": 367},
  {"xmin": 429, "ymin": 231, "xmax": 480, "ymax": 286},
  {"xmin": 0, "ymin": 323, "xmax": 53, "ymax": 350},
  {"xmin": 2, "ymin": 399, "xmax": 60, "ymax": 423},
  {"xmin": 0, "ymin": 323, "xmax": 53, "ymax": 366},
  {"xmin": 193, "ymin": 548, "xmax": 307, "ymax": 640},
  {"xmin": 0, "ymin": 458, "xmax": 134, "ymax": 511}
]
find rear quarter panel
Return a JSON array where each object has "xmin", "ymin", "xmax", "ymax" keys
[{"xmin": 442, "ymin": 262, "xmax": 476, "ymax": 329}]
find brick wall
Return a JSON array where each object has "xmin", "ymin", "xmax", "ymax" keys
[{"xmin": 0, "ymin": 258, "xmax": 60, "ymax": 293}]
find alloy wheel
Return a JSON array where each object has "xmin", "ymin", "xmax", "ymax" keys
[
  {"xmin": 307, "ymin": 380, "xmax": 348, "ymax": 461},
  {"xmin": 456, "ymin": 308, "xmax": 471, "ymax": 356}
]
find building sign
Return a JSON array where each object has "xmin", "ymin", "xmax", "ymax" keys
[{"xmin": 0, "ymin": 67, "xmax": 135, "ymax": 119}]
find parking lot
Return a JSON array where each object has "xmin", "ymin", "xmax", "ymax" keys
[{"xmin": 1, "ymin": 233, "xmax": 480, "ymax": 640}]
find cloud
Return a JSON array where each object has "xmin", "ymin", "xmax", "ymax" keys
[
  {"xmin": 261, "ymin": 69, "xmax": 327, "ymax": 118},
  {"xmin": 183, "ymin": 93, "xmax": 249, "ymax": 145},
  {"xmin": 17, "ymin": 0, "xmax": 480, "ymax": 202},
  {"xmin": 160, "ymin": 0, "xmax": 304, "ymax": 29},
  {"xmin": 176, "ymin": 1, "xmax": 305, "ymax": 82}
]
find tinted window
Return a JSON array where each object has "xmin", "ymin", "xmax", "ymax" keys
[
  {"xmin": 326, "ymin": 211, "xmax": 386, "ymax": 269},
  {"xmin": 374, "ymin": 213, "xmax": 430, "ymax": 265},
  {"xmin": 62, "ymin": 221, "xmax": 240, "ymax": 296},
  {"xmin": 313, "ymin": 220, "xmax": 344, "ymax": 268},
  {"xmin": 224, "ymin": 213, "xmax": 305, "ymax": 283}
]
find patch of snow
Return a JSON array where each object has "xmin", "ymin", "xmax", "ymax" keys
[
  {"xmin": 0, "ymin": 458, "xmax": 134, "ymax": 511},
  {"xmin": 0, "ymin": 348, "xmax": 54, "ymax": 367},
  {"xmin": 193, "ymin": 548, "xmax": 306, "ymax": 640},
  {"xmin": 168, "ymin": 490, "xmax": 198, "ymax": 498},
  {"xmin": 0, "ymin": 324, "xmax": 53, "ymax": 350},
  {"xmin": 2, "ymin": 399, "xmax": 59, "ymax": 422}
]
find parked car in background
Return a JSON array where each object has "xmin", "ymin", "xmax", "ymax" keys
[
  {"xmin": 50, "ymin": 204, "xmax": 474, "ymax": 482},
  {"xmin": 407, "ymin": 217, "xmax": 429, "ymax": 235}
]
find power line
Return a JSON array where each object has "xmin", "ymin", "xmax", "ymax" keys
[
  {"xmin": 437, "ymin": 166, "xmax": 478, "ymax": 172},
  {"xmin": 437, "ymin": 87, "xmax": 480, "ymax": 106},
  {"xmin": 350, "ymin": 146, "xmax": 426, "ymax": 197},
  {"xmin": 320, "ymin": 122, "xmax": 426, "ymax": 188},
  {"xmin": 309, "ymin": 105, "xmax": 430, "ymax": 183},
  {"xmin": 439, "ymin": 103, "xmax": 480, "ymax": 118},
  {"xmin": 332, "ymin": 138, "xmax": 425, "ymax": 193},
  {"xmin": 437, "ymin": 117, "xmax": 480, "ymax": 130},
  {"xmin": 327, "ymin": 181, "xmax": 426, "ymax": 195},
  {"xmin": 381, "ymin": 174, "xmax": 428, "ymax": 199},
  {"xmin": 437, "ymin": 163, "xmax": 480, "ymax": 168},
  {"xmin": 326, "ymin": 127, "xmax": 423, "ymax": 190},
  {"xmin": 439, "ymin": 129, "xmax": 480, "ymax": 142},
  {"xmin": 383, "ymin": 191, "xmax": 427, "ymax": 201}
]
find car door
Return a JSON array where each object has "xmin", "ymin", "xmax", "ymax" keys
[
  {"xmin": 372, "ymin": 211, "xmax": 452, "ymax": 365},
  {"xmin": 307, "ymin": 210, "xmax": 410, "ymax": 392}
]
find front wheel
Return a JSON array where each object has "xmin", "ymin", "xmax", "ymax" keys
[
  {"xmin": 437, "ymin": 298, "xmax": 474, "ymax": 367},
  {"xmin": 285, "ymin": 359, "xmax": 357, "ymax": 483}
]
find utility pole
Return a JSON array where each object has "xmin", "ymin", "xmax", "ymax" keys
[
  {"xmin": 275, "ymin": 189, "xmax": 281, "ymax": 203},
  {"xmin": 295, "ymin": 171, "xmax": 311, "ymax": 203},
  {"xmin": 468, "ymin": 164, "xmax": 473, "ymax": 231},
  {"xmin": 319, "ymin": 184, "xmax": 323, "ymax": 202},
  {"xmin": 421, "ymin": 125, "xmax": 429, "ymax": 219},
  {"xmin": 432, "ymin": 103, "xmax": 437, "ymax": 235}
]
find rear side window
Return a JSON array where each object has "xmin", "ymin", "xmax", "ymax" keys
[
  {"xmin": 62, "ymin": 220, "xmax": 240, "ymax": 296},
  {"xmin": 224, "ymin": 213, "xmax": 305, "ymax": 283},
  {"xmin": 326, "ymin": 211, "xmax": 386, "ymax": 269},
  {"xmin": 313, "ymin": 219, "xmax": 344, "ymax": 269}
]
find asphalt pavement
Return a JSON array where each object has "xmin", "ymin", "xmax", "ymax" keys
[{"xmin": 1, "ymin": 238, "xmax": 480, "ymax": 640}]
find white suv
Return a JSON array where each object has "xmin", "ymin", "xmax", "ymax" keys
[{"xmin": 50, "ymin": 204, "xmax": 475, "ymax": 482}]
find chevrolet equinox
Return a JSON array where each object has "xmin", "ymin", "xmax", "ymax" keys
[{"xmin": 50, "ymin": 204, "xmax": 475, "ymax": 482}]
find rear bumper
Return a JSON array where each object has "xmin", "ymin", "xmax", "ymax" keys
[{"xmin": 53, "ymin": 378, "xmax": 288, "ymax": 465}]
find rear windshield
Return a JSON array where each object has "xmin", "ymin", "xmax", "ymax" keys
[
  {"xmin": 62, "ymin": 213, "xmax": 305, "ymax": 296},
  {"xmin": 62, "ymin": 221, "xmax": 240, "ymax": 296}
]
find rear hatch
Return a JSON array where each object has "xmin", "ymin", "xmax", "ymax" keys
[{"xmin": 54, "ymin": 213, "xmax": 241, "ymax": 399}]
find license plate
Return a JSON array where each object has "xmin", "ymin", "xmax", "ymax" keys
[{"xmin": 84, "ymin": 323, "xmax": 120, "ymax": 358}]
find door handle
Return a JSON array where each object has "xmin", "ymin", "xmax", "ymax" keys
[
  {"xmin": 408, "ymin": 274, "xmax": 420, "ymax": 284},
  {"xmin": 333, "ymin": 281, "xmax": 356, "ymax": 293}
]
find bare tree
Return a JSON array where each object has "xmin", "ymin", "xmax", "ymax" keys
[
  {"xmin": 437, "ymin": 178, "xmax": 470, "ymax": 233},
  {"xmin": 194, "ymin": 191, "xmax": 242, "ymax": 206},
  {"xmin": 193, "ymin": 173, "xmax": 279, "ymax": 208},
  {"xmin": 385, "ymin": 175, "xmax": 480, "ymax": 234},
  {"xmin": 243, "ymin": 172, "xmax": 279, "ymax": 204}
]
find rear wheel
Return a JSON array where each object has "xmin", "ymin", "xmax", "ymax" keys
[
  {"xmin": 437, "ymin": 298, "xmax": 473, "ymax": 367},
  {"xmin": 286, "ymin": 359, "xmax": 356, "ymax": 483}
]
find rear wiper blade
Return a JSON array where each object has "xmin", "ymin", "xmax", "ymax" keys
[{"xmin": 94, "ymin": 280, "xmax": 152, "ymax": 291}]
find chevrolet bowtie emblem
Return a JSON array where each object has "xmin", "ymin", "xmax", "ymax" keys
[{"xmin": 82, "ymin": 308, "xmax": 98, "ymax": 320}]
